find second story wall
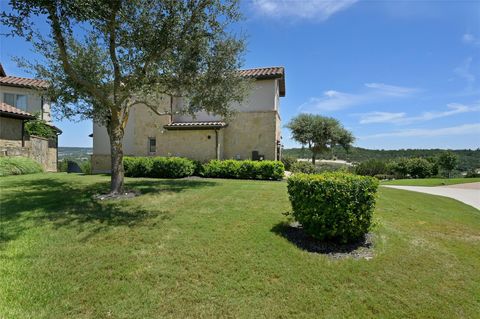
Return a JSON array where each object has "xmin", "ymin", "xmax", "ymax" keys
[
  {"xmin": 0, "ymin": 85, "xmax": 51, "ymax": 122},
  {"xmin": 172, "ymin": 79, "xmax": 279, "ymax": 122}
]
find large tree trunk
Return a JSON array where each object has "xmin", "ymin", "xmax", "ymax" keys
[
  {"xmin": 108, "ymin": 125, "xmax": 125, "ymax": 194},
  {"xmin": 311, "ymin": 153, "xmax": 316, "ymax": 165}
]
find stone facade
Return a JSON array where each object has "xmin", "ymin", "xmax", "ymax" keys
[
  {"xmin": 0, "ymin": 116, "xmax": 23, "ymax": 148},
  {"xmin": 0, "ymin": 135, "xmax": 58, "ymax": 172},
  {"xmin": 92, "ymin": 68, "xmax": 285, "ymax": 173}
]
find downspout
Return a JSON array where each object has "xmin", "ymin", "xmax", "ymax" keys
[{"xmin": 215, "ymin": 129, "xmax": 219, "ymax": 160}]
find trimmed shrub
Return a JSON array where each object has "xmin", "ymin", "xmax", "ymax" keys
[
  {"xmin": 124, "ymin": 156, "xmax": 195, "ymax": 178},
  {"xmin": 290, "ymin": 161, "xmax": 316, "ymax": 174},
  {"xmin": 287, "ymin": 172, "xmax": 379, "ymax": 243},
  {"xmin": 202, "ymin": 160, "xmax": 284, "ymax": 180},
  {"xmin": 281, "ymin": 156, "xmax": 297, "ymax": 171},
  {"xmin": 0, "ymin": 156, "xmax": 44, "ymax": 176},
  {"xmin": 123, "ymin": 157, "xmax": 153, "ymax": 177}
]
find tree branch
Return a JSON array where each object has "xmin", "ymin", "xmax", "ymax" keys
[
  {"xmin": 108, "ymin": 0, "xmax": 121, "ymax": 105},
  {"xmin": 45, "ymin": 3, "xmax": 110, "ymax": 109}
]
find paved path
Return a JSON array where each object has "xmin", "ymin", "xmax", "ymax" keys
[{"xmin": 383, "ymin": 182, "xmax": 480, "ymax": 210}]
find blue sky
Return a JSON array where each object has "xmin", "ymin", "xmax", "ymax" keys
[{"xmin": 1, "ymin": 0, "xmax": 479, "ymax": 149}]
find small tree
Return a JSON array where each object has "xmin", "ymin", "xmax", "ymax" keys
[
  {"xmin": 2, "ymin": 0, "xmax": 248, "ymax": 194},
  {"xmin": 286, "ymin": 114, "xmax": 354, "ymax": 165},
  {"xmin": 437, "ymin": 151, "xmax": 458, "ymax": 178}
]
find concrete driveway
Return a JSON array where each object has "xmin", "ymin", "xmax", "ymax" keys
[{"xmin": 383, "ymin": 182, "xmax": 480, "ymax": 210}]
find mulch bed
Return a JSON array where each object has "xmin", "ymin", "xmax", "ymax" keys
[{"xmin": 274, "ymin": 222, "xmax": 374, "ymax": 260}]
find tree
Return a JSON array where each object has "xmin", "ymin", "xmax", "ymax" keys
[
  {"xmin": 2, "ymin": 0, "xmax": 248, "ymax": 194},
  {"xmin": 437, "ymin": 151, "xmax": 458, "ymax": 178},
  {"xmin": 286, "ymin": 114, "xmax": 354, "ymax": 165}
]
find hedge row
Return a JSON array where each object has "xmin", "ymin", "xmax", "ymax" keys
[
  {"xmin": 123, "ymin": 157, "xmax": 285, "ymax": 180},
  {"xmin": 287, "ymin": 172, "xmax": 379, "ymax": 243},
  {"xmin": 202, "ymin": 159, "xmax": 284, "ymax": 180},
  {"xmin": 0, "ymin": 156, "xmax": 44, "ymax": 176},
  {"xmin": 124, "ymin": 156, "xmax": 195, "ymax": 178}
]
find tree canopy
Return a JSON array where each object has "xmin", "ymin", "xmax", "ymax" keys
[
  {"xmin": 286, "ymin": 114, "xmax": 354, "ymax": 165},
  {"xmin": 437, "ymin": 151, "xmax": 458, "ymax": 178},
  {"xmin": 2, "ymin": 0, "xmax": 248, "ymax": 194}
]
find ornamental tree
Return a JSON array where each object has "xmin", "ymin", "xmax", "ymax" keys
[
  {"xmin": 286, "ymin": 114, "xmax": 354, "ymax": 165},
  {"xmin": 2, "ymin": 0, "xmax": 248, "ymax": 194},
  {"xmin": 437, "ymin": 151, "xmax": 458, "ymax": 178}
]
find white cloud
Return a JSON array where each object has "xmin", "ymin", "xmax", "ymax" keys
[
  {"xmin": 462, "ymin": 33, "xmax": 480, "ymax": 46},
  {"xmin": 299, "ymin": 83, "xmax": 418, "ymax": 112},
  {"xmin": 252, "ymin": 0, "xmax": 358, "ymax": 20},
  {"xmin": 360, "ymin": 123, "xmax": 480, "ymax": 139},
  {"xmin": 358, "ymin": 102, "xmax": 480, "ymax": 124},
  {"xmin": 454, "ymin": 57, "xmax": 476, "ymax": 89},
  {"xmin": 359, "ymin": 112, "xmax": 407, "ymax": 124}
]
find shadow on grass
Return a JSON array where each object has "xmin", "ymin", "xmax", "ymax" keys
[
  {"xmin": 0, "ymin": 176, "xmax": 217, "ymax": 246},
  {"xmin": 271, "ymin": 222, "xmax": 373, "ymax": 258}
]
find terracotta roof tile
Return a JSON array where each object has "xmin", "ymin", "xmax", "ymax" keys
[
  {"xmin": 238, "ymin": 66, "xmax": 285, "ymax": 97},
  {"xmin": 237, "ymin": 66, "xmax": 284, "ymax": 79},
  {"xmin": 0, "ymin": 76, "xmax": 49, "ymax": 89},
  {"xmin": 0, "ymin": 102, "xmax": 35, "ymax": 119},
  {"xmin": 164, "ymin": 121, "xmax": 227, "ymax": 130}
]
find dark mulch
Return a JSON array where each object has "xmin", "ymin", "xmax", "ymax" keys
[{"xmin": 272, "ymin": 222, "xmax": 374, "ymax": 260}]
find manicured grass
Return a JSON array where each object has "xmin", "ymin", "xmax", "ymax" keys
[
  {"xmin": 0, "ymin": 156, "xmax": 44, "ymax": 176},
  {"xmin": 1, "ymin": 173, "xmax": 479, "ymax": 318},
  {"xmin": 382, "ymin": 177, "xmax": 480, "ymax": 186}
]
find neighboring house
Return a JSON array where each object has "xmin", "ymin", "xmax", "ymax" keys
[
  {"xmin": 92, "ymin": 66, "xmax": 285, "ymax": 173},
  {"xmin": 0, "ymin": 63, "xmax": 60, "ymax": 171}
]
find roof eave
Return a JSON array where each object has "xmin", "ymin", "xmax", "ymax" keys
[
  {"xmin": 163, "ymin": 124, "xmax": 228, "ymax": 130},
  {"xmin": 0, "ymin": 82, "xmax": 49, "ymax": 90},
  {"xmin": 0, "ymin": 111, "xmax": 35, "ymax": 120}
]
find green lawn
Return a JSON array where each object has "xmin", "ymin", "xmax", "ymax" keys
[
  {"xmin": 382, "ymin": 177, "xmax": 480, "ymax": 186},
  {"xmin": 1, "ymin": 173, "xmax": 479, "ymax": 318}
]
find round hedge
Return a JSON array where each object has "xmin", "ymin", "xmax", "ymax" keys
[{"xmin": 287, "ymin": 172, "xmax": 379, "ymax": 243}]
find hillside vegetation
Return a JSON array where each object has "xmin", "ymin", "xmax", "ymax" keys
[{"xmin": 283, "ymin": 147, "xmax": 480, "ymax": 171}]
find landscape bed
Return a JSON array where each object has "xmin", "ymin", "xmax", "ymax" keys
[{"xmin": 0, "ymin": 173, "xmax": 479, "ymax": 318}]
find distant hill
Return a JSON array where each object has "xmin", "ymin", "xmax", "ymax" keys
[
  {"xmin": 58, "ymin": 147, "xmax": 93, "ymax": 161},
  {"xmin": 283, "ymin": 147, "xmax": 480, "ymax": 171}
]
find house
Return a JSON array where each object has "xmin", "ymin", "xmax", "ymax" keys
[
  {"xmin": 0, "ymin": 63, "xmax": 60, "ymax": 171},
  {"xmin": 91, "ymin": 66, "xmax": 285, "ymax": 173}
]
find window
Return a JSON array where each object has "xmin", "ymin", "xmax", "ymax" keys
[
  {"xmin": 3, "ymin": 93, "xmax": 27, "ymax": 110},
  {"xmin": 16, "ymin": 95, "xmax": 27, "ymax": 110},
  {"xmin": 148, "ymin": 137, "xmax": 156, "ymax": 154},
  {"xmin": 4, "ymin": 93, "xmax": 14, "ymax": 106}
]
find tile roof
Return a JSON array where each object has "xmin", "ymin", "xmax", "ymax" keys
[
  {"xmin": 237, "ymin": 66, "xmax": 284, "ymax": 79},
  {"xmin": 164, "ymin": 121, "xmax": 227, "ymax": 130},
  {"xmin": 0, "ymin": 75, "xmax": 49, "ymax": 89},
  {"xmin": 238, "ymin": 66, "xmax": 285, "ymax": 97},
  {"xmin": 0, "ymin": 102, "xmax": 35, "ymax": 119}
]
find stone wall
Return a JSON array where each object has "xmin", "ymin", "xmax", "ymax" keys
[
  {"xmin": 0, "ymin": 134, "xmax": 58, "ymax": 172},
  {"xmin": 0, "ymin": 117, "xmax": 23, "ymax": 148}
]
